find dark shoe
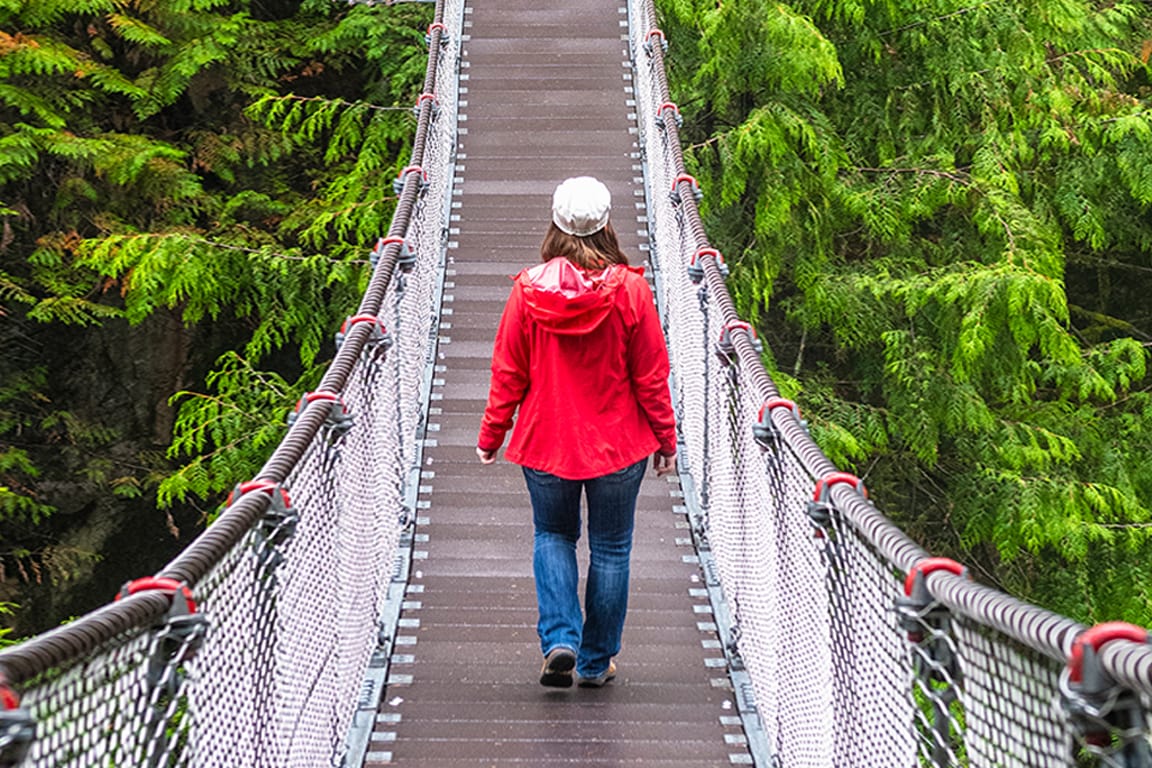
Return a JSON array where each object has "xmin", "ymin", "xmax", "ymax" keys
[
  {"xmin": 539, "ymin": 647, "xmax": 576, "ymax": 687},
  {"xmin": 577, "ymin": 660, "xmax": 617, "ymax": 688}
]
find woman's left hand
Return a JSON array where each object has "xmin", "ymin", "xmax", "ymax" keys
[
  {"xmin": 652, "ymin": 452, "xmax": 676, "ymax": 477},
  {"xmin": 476, "ymin": 447, "xmax": 497, "ymax": 465}
]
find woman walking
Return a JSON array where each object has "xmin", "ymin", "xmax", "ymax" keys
[{"xmin": 476, "ymin": 176, "xmax": 677, "ymax": 688}]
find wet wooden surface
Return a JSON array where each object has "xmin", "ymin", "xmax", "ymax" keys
[{"xmin": 366, "ymin": 1, "xmax": 751, "ymax": 764}]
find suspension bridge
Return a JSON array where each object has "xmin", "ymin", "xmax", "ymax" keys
[{"xmin": 2, "ymin": 0, "xmax": 1151, "ymax": 766}]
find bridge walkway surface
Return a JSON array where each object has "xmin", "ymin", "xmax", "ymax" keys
[{"xmin": 364, "ymin": 0, "xmax": 753, "ymax": 765}]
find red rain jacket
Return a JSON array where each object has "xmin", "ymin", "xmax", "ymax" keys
[{"xmin": 477, "ymin": 257, "xmax": 676, "ymax": 480}]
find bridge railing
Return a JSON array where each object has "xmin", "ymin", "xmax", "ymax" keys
[
  {"xmin": 627, "ymin": 0, "xmax": 1152, "ymax": 766},
  {"xmin": 0, "ymin": 1, "xmax": 461, "ymax": 765}
]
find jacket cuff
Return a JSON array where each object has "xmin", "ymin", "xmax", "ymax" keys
[{"xmin": 476, "ymin": 429, "xmax": 504, "ymax": 452}]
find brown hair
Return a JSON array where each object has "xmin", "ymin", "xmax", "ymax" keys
[{"xmin": 540, "ymin": 221, "xmax": 629, "ymax": 270}]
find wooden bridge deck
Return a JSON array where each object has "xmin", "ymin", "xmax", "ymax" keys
[{"xmin": 366, "ymin": 1, "xmax": 752, "ymax": 764}]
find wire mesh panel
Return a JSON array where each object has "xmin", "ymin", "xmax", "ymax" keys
[
  {"xmin": 821, "ymin": 509, "xmax": 917, "ymax": 764},
  {"xmin": 20, "ymin": 630, "xmax": 171, "ymax": 766},
  {"xmin": 954, "ymin": 620, "xmax": 1072, "ymax": 767},
  {"xmin": 720, "ymin": 366, "xmax": 838, "ymax": 764}
]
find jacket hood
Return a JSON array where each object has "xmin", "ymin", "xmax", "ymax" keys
[{"xmin": 516, "ymin": 257, "xmax": 640, "ymax": 335}]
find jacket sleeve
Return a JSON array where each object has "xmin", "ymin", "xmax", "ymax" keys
[
  {"xmin": 626, "ymin": 278, "xmax": 677, "ymax": 456},
  {"xmin": 477, "ymin": 282, "xmax": 530, "ymax": 451}
]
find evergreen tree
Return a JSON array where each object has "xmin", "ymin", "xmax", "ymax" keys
[
  {"xmin": 0, "ymin": 0, "xmax": 429, "ymax": 628},
  {"xmin": 661, "ymin": 0, "xmax": 1152, "ymax": 624}
]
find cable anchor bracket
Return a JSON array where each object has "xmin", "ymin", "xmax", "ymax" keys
[
  {"xmin": 414, "ymin": 92, "xmax": 440, "ymax": 119},
  {"xmin": 116, "ymin": 577, "xmax": 208, "ymax": 692},
  {"xmin": 336, "ymin": 314, "xmax": 392, "ymax": 352},
  {"xmin": 392, "ymin": 165, "xmax": 429, "ymax": 196},
  {"xmin": 895, "ymin": 558, "xmax": 966, "ymax": 651},
  {"xmin": 643, "ymin": 29, "xmax": 668, "ymax": 56},
  {"xmin": 654, "ymin": 101, "xmax": 683, "ymax": 130},
  {"xmin": 1060, "ymin": 622, "xmax": 1152, "ymax": 761},
  {"xmin": 805, "ymin": 472, "xmax": 866, "ymax": 539},
  {"xmin": 370, "ymin": 236, "xmax": 417, "ymax": 273},
  {"xmin": 670, "ymin": 174, "xmax": 703, "ymax": 206},
  {"xmin": 0, "ymin": 678, "xmax": 34, "ymax": 767},
  {"xmin": 425, "ymin": 22, "xmax": 451, "ymax": 47},
  {"xmin": 716, "ymin": 321, "xmax": 763, "ymax": 367},
  {"xmin": 753, "ymin": 398, "xmax": 806, "ymax": 448},
  {"xmin": 226, "ymin": 481, "xmax": 299, "ymax": 572},
  {"xmin": 688, "ymin": 247, "xmax": 728, "ymax": 284},
  {"xmin": 287, "ymin": 391, "xmax": 354, "ymax": 437}
]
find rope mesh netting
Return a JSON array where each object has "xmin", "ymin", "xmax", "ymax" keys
[
  {"xmin": 2, "ymin": 0, "xmax": 1152, "ymax": 766},
  {"xmin": 626, "ymin": 0, "xmax": 1152, "ymax": 765},
  {"xmin": 0, "ymin": 1, "xmax": 462, "ymax": 765}
]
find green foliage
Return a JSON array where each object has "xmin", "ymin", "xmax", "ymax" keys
[
  {"xmin": 158, "ymin": 351, "xmax": 306, "ymax": 509},
  {"xmin": 663, "ymin": 0, "xmax": 1152, "ymax": 624},
  {"xmin": 0, "ymin": 602, "xmax": 17, "ymax": 647},
  {"xmin": 0, "ymin": 0, "xmax": 430, "ymax": 613}
]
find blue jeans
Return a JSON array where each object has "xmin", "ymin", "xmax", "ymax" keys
[{"xmin": 521, "ymin": 459, "xmax": 646, "ymax": 678}]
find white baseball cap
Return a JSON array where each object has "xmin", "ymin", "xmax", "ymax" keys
[{"xmin": 551, "ymin": 176, "xmax": 611, "ymax": 236}]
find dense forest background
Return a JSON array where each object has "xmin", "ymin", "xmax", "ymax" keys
[
  {"xmin": 0, "ymin": 0, "xmax": 430, "ymax": 636},
  {"xmin": 660, "ymin": 0, "xmax": 1152, "ymax": 624},
  {"xmin": 2, "ymin": 0, "xmax": 1151, "ymax": 641}
]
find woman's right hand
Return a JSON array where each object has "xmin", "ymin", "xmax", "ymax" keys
[
  {"xmin": 476, "ymin": 447, "xmax": 497, "ymax": 465},
  {"xmin": 652, "ymin": 452, "xmax": 676, "ymax": 477}
]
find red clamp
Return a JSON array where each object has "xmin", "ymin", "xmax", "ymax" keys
[
  {"xmin": 806, "ymin": 472, "xmax": 866, "ymax": 538},
  {"xmin": 688, "ymin": 247, "xmax": 724, "ymax": 283},
  {"xmin": 645, "ymin": 29, "xmax": 666, "ymax": 45},
  {"xmin": 336, "ymin": 313, "xmax": 390, "ymax": 351},
  {"xmin": 903, "ymin": 557, "xmax": 965, "ymax": 599},
  {"xmin": 894, "ymin": 557, "xmax": 967, "ymax": 661},
  {"xmin": 300, "ymin": 391, "xmax": 339, "ymax": 405},
  {"xmin": 393, "ymin": 165, "xmax": 429, "ymax": 195},
  {"xmin": 396, "ymin": 165, "xmax": 427, "ymax": 182},
  {"xmin": 895, "ymin": 557, "xmax": 966, "ymax": 642},
  {"xmin": 655, "ymin": 101, "xmax": 682, "ymax": 129},
  {"xmin": 0, "ymin": 682, "xmax": 19, "ymax": 711},
  {"xmin": 415, "ymin": 92, "xmax": 439, "ymax": 118},
  {"xmin": 670, "ymin": 173, "xmax": 702, "ymax": 205},
  {"xmin": 762, "ymin": 398, "xmax": 800, "ymax": 421},
  {"xmin": 1069, "ymin": 622, "xmax": 1149, "ymax": 685},
  {"xmin": 813, "ymin": 472, "xmax": 867, "ymax": 504},
  {"xmin": 426, "ymin": 22, "xmax": 448, "ymax": 44},
  {"xmin": 716, "ymin": 321, "xmax": 762, "ymax": 365},
  {"xmin": 288, "ymin": 391, "xmax": 353, "ymax": 433},
  {"xmin": 0, "ymin": 675, "xmax": 33, "ymax": 760},
  {"xmin": 753, "ymin": 398, "xmax": 801, "ymax": 447},
  {"xmin": 226, "ymin": 480, "xmax": 291, "ymax": 510},
  {"xmin": 370, "ymin": 236, "xmax": 416, "ymax": 272},
  {"xmin": 1060, "ymin": 621, "xmax": 1152, "ymax": 745},
  {"xmin": 341, "ymin": 314, "xmax": 385, "ymax": 334},
  {"xmin": 117, "ymin": 576, "xmax": 196, "ymax": 615}
]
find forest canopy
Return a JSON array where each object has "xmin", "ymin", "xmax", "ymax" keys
[
  {"xmin": 658, "ymin": 0, "xmax": 1152, "ymax": 624},
  {"xmin": 0, "ymin": 0, "xmax": 430, "ymax": 632}
]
